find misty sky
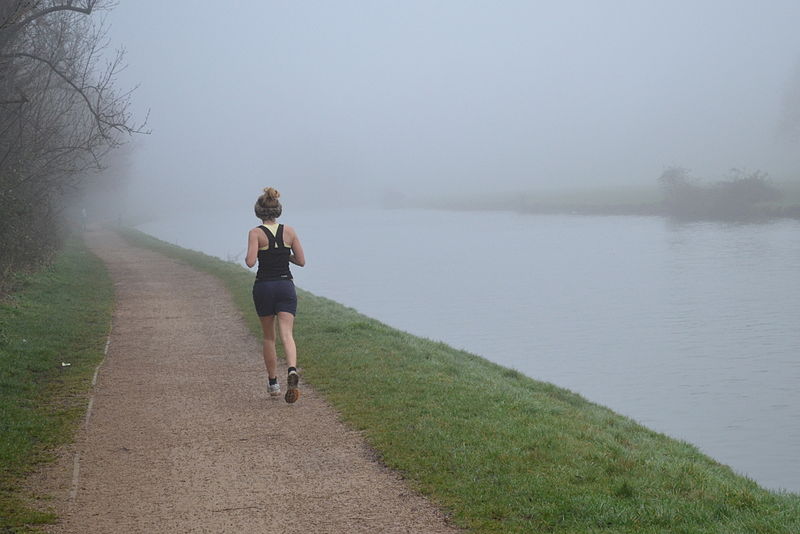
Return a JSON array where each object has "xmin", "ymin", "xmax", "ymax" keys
[{"xmin": 104, "ymin": 0, "xmax": 800, "ymax": 211}]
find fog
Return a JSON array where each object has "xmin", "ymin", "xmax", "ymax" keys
[{"xmin": 102, "ymin": 0, "xmax": 800, "ymax": 215}]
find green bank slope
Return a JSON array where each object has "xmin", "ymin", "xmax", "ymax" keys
[
  {"xmin": 121, "ymin": 228, "xmax": 799, "ymax": 534},
  {"xmin": 0, "ymin": 236, "xmax": 113, "ymax": 531}
]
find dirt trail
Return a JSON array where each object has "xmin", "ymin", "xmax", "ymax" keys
[{"xmin": 40, "ymin": 230, "xmax": 459, "ymax": 533}]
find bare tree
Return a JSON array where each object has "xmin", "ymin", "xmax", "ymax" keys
[{"xmin": 0, "ymin": 0, "xmax": 145, "ymax": 288}]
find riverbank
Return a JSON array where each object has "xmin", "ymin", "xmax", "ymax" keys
[
  {"xmin": 121, "ymin": 228, "xmax": 800, "ymax": 533},
  {"xmin": 412, "ymin": 183, "xmax": 800, "ymax": 220},
  {"xmin": 0, "ymin": 237, "xmax": 113, "ymax": 531}
]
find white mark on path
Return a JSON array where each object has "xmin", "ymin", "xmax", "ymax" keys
[
  {"xmin": 70, "ymin": 326, "xmax": 113, "ymax": 503},
  {"xmin": 83, "ymin": 398, "xmax": 94, "ymax": 428},
  {"xmin": 92, "ymin": 334, "xmax": 111, "ymax": 387},
  {"xmin": 68, "ymin": 453, "xmax": 81, "ymax": 501}
]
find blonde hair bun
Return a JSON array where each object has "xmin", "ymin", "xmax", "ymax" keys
[{"xmin": 255, "ymin": 187, "xmax": 283, "ymax": 220}]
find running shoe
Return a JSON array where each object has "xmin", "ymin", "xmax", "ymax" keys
[
  {"xmin": 285, "ymin": 370, "xmax": 300, "ymax": 403},
  {"xmin": 268, "ymin": 382, "xmax": 281, "ymax": 397}
]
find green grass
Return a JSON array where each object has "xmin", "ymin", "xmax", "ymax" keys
[
  {"xmin": 0, "ymin": 236, "xmax": 113, "ymax": 531},
  {"xmin": 120, "ymin": 227, "xmax": 800, "ymax": 533}
]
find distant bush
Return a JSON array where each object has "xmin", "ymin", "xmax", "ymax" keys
[{"xmin": 658, "ymin": 167, "xmax": 781, "ymax": 220}]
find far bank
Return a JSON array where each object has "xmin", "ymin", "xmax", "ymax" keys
[{"xmin": 408, "ymin": 181, "xmax": 800, "ymax": 220}]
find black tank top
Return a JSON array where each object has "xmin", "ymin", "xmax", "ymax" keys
[{"xmin": 255, "ymin": 225, "xmax": 293, "ymax": 281}]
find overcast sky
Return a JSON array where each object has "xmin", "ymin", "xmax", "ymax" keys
[{"xmin": 103, "ymin": 0, "xmax": 800, "ymax": 211}]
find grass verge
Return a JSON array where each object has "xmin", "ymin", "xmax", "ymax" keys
[
  {"xmin": 120, "ymin": 227, "xmax": 800, "ymax": 533},
  {"xmin": 0, "ymin": 235, "xmax": 113, "ymax": 531}
]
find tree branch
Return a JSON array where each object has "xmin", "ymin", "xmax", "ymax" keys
[
  {"xmin": 12, "ymin": 2, "xmax": 96, "ymax": 31},
  {"xmin": 0, "ymin": 50, "xmax": 135, "ymax": 138},
  {"xmin": 0, "ymin": 86, "xmax": 29, "ymax": 105}
]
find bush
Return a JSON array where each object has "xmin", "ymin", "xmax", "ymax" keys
[{"xmin": 658, "ymin": 167, "xmax": 782, "ymax": 220}]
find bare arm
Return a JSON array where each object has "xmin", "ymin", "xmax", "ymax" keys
[
  {"xmin": 245, "ymin": 228, "xmax": 260, "ymax": 268},
  {"xmin": 286, "ymin": 227, "xmax": 306, "ymax": 267}
]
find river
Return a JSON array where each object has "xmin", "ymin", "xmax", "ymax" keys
[{"xmin": 138, "ymin": 208, "xmax": 800, "ymax": 493}]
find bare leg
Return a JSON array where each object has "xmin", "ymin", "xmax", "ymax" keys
[
  {"xmin": 277, "ymin": 312, "xmax": 297, "ymax": 369},
  {"xmin": 278, "ymin": 311, "xmax": 300, "ymax": 403},
  {"xmin": 259, "ymin": 315, "xmax": 277, "ymax": 379}
]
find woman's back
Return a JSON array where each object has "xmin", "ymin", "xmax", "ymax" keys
[{"xmin": 256, "ymin": 224, "xmax": 292, "ymax": 281}]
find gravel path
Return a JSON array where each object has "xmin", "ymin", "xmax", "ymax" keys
[{"xmin": 40, "ymin": 230, "xmax": 459, "ymax": 533}]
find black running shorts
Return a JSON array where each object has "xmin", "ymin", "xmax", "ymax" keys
[{"xmin": 252, "ymin": 279, "xmax": 297, "ymax": 317}]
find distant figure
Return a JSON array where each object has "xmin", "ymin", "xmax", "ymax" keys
[
  {"xmin": 81, "ymin": 207, "xmax": 87, "ymax": 231},
  {"xmin": 245, "ymin": 187, "xmax": 306, "ymax": 403}
]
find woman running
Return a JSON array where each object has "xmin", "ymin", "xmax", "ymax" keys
[{"xmin": 245, "ymin": 187, "xmax": 306, "ymax": 403}]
